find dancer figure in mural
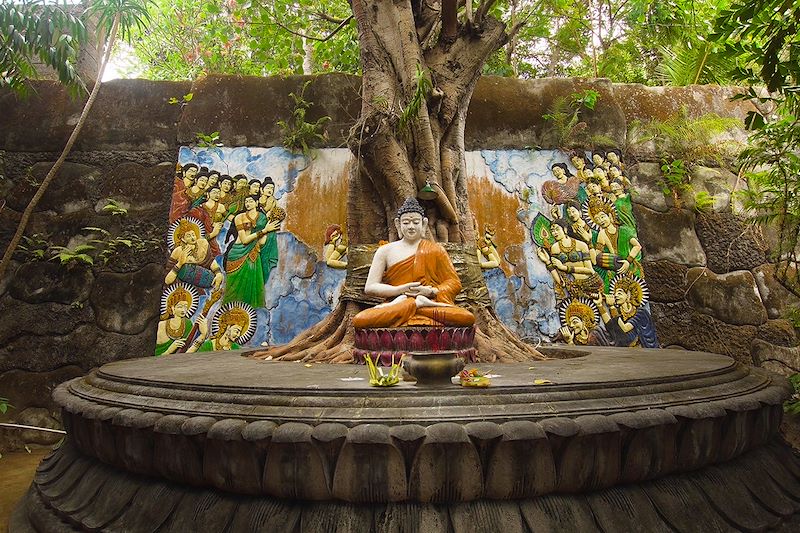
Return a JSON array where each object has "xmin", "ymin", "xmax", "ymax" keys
[
  {"xmin": 352, "ymin": 197, "xmax": 475, "ymax": 328},
  {"xmin": 165, "ymin": 218, "xmax": 224, "ymax": 290},
  {"xmin": 477, "ymin": 226, "xmax": 501, "ymax": 269},
  {"xmin": 226, "ymin": 175, "xmax": 250, "ymax": 218},
  {"xmin": 536, "ymin": 219, "xmax": 602, "ymax": 299},
  {"xmin": 222, "ymin": 195, "xmax": 279, "ymax": 309},
  {"xmin": 596, "ymin": 274, "xmax": 659, "ymax": 348},
  {"xmin": 155, "ymin": 284, "xmax": 208, "ymax": 355},
  {"xmin": 323, "ymin": 224, "xmax": 348, "ymax": 269},
  {"xmin": 566, "ymin": 202, "xmax": 593, "ymax": 244},
  {"xmin": 198, "ymin": 303, "xmax": 255, "ymax": 351},
  {"xmin": 607, "ymin": 179, "xmax": 636, "ymax": 229},
  {"xmin": 169, "ymin": 163, "xmax": 198, "ymax": 223}
]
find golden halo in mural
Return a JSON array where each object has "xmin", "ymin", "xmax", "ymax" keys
[
  {"xmin": 558, "ymin": 297, "xmax": 600, "ymax": 330},
  {"xmin": 160, "ymin": 283, "xmax": 199, "ymax": 319},
  {"xmin": 211, "ymin": 302, "xmax": 257, "ymax": 344},
  {"xmin": 610, "ymin": 274, "xmax": 649, "ymax": 307},
  {"xmin": 582, "ymin": 197, "xmax": 616, "ymax": 232},
  {"xmin": 167, "ymin": 216, "xmax": 206, "ymax": 250}
]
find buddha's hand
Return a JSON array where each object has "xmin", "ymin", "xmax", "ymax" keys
[
  {"xmin": 559, "ymin": 326, "xmax": 574, "ymax": 344},
  {"xmin": 396, "ymin": 281, "xmax": 421, "ymax": 296},
  {"xmin": 405, "ymin": 284, "xmax": 438, "ymax": 298}
]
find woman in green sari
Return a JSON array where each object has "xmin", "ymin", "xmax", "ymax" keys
[{"xmin": 222, "ymin": 195, "xmax": 279, "ymax": 309}]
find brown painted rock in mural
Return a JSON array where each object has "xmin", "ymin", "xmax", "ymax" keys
[
  {"xmin": 751, "ymin": 338, "xmax": 800, "ymax": 376},
  {"xmin": 90, "ymin": 264, "xmax": 163, "ymax": 335},
  {"xmin": 98, "ymin": 161, "xmax": 175, "ymax": 212},
  {"xmin": 632, "ymin": 205, "xmax": 706, "ymax": 266},
  {"xmin": 753, "ymin": 264, "xmax": 800, "ymax": 319},
  {"xmin": 0, "ymin": 322, "xmax": 154, "ymax": 373},
  {"xmin": 7, "ymin": 262, "xmax": 93, "ymax": 305},
  {"xmin": 685, "ymin": 268, "xmax": 767, "ymax": 326},
  {"xmin": 685, "ymin": 166, "xmax": 739, "ymax": 213},
  {"xmin": 628, "ymin": 162, "xmax": 670, "ymax": 212},
  {"xmin": 5, "ymin": 161, "xmax": 99, "ymax": 214},
  {"xmin": 640, "ymin": 260, "xmax": 687, "ymax": 302},
  {"xmin": 651, "ymin": 301, "xmax": 757, "ymax": 365},
  {"xmin": 757, "ymin": 320, "xmax": 799, "ymax": 348},
  {"xmin": 695, "ymin": 211, "xmax": 767, "ymax": 273}
]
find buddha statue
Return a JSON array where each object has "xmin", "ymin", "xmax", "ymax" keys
[{"xmin": 352, "ymin": 198, "xmax": 475, "ymax": 328}]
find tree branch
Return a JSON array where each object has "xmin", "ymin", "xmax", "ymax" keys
[
  {"xmin": 268, "ymin": 14, "xmax": 354, "ymax": 42},
  {"xmin": 476, "ymin": 0, "xmax": 499, "ymax": 24}
]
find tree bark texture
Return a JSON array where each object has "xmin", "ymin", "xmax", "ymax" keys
[{"xmin": 252, "ymin": 1, "xmax": 544, "ymax": 363}]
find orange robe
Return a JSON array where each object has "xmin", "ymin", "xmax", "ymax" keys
[{"xmin": 352, "ymin": 240, "xmax": 475, "ymax": 328}]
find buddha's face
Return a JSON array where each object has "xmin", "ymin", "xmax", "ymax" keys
[
  {"xmin": 567, "ymin": 206, "xmax": 581, "ymax": 222},
  {"xmin": 221, "ymin": 179, "xmax": 233, "ymax": 193},
  {"xmin": 397, "ymin": 212, "xmax": 425, "ymax": 240},
  {"xmin": 249, "ymin": 182, "xmax": 261, "ymax": 195},
  {"xmin": 172, "ymin": 301, "xmax": 189, "ymax": 318}
]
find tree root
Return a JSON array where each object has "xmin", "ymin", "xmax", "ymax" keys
[
  {"xmin": 249, "ymin": 301, "xmax": 544, "ymax": 364},
  {"xmin": 472, "ymin": 306, "xmax": 546, "ymax": 362}
]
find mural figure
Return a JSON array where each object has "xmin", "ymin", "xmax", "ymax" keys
[
  {"xmin": 169, "ymin": 163, "xmax": 198, "ymax": 223},
  {"xmin": 597, "ymin": 274, "xmax": 659, "ymax": 348},
  {"xmin": 222, "ymin": 195, "xmax": 279, "ymax": 309},
  {"xmin": 199, "ymin": 302, "xmax": 256, "ymax": 351},
  {"xmin": 186, "ymin": 171, "xmax": 209, "ymax": 204},
  {"xmin": 557, "ymin": 297, "xmax": 609, "ymax": 345},
  {"xmin": 187, "ymin": 185, "xmax": 226, "ymax": 258},
  {"xmin": 352, "ymin": 197, "xmax": 475, "ymax": 328},
  {"xmin": 323, "ymin": 224, "xmax": 348, "ymax": 269},
  {"xmin": 477, "ymin": 226, "xmax": 501, "ymax": 269},
  {"xmin": 155, "ymin": 284, "xmax": 207, "ymax": 355},
  {"xmin": 165, "ymin": 217, "xmax": 223, "ymax": 290},
  {"xmin": 570, "ymin": 153, "xmax": 591, "ymax": 182},
  {"xmin": 541, "ymin": 163, "xmax": 581, "ymax": 218},
  {"xmin": 587, "ymin": 199, "xmax": 642, "ymax": 286},
  {"xmin": 536, "ymin": 218, "xmax": 602, "ymax": 299}
]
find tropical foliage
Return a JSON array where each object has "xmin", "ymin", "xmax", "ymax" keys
[
  {"xmin": 715, "ymin": 0, "xmax": 800, "ymax": 296},
  {"xmin": 123, "ymin": 0, "xmax": 739, "ymax": 87},
  {"xmin": 0, "ymin": 0, "xmax": 87, "ymax": 95}
]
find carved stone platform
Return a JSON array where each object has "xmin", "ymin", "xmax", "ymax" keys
[{"xmin": 11, "ymin": 347, "xmax": 800, "ymax": 532}]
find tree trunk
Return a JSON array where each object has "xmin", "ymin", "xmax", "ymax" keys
[{"xmin": 252, "ymin": 0, "xmax": 543, "ymax": 363}]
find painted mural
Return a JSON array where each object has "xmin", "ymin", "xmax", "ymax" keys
[{"xmin": 155, "ymin": 146, "xmax": 658, "ymax": 355}]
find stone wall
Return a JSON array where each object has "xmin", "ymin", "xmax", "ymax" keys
[{"xmin": 1, "ymin": 74, "xmax": 798, "ymax": 452}]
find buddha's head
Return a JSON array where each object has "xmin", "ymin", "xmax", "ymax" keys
[{"xmin": 395, "ymin": 197, "xmax": 428, "ymax": 242}]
